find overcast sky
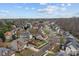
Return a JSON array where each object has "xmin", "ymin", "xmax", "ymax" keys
[{"xmin": 0, "ymin": 3, "xmax": 79, "ymax": 18}]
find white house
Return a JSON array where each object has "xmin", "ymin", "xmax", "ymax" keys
[
  {"xmin": 65, "ymin": 45, "xmax": 77, "ymax": 56},
  {"xmin": 19, "ymin": 32, "xmax": 32, "ymax": 40},
  {"xmin": 36, "ymin": 34, "xmax": 44, "ymax": 40},
  {"xmin": 57, "ymin": 50, "xmax": 67, "ymax": 56},
  {"xmin": 50, "ymin": 22, "xmax": 55, "ymax": 25},
  {"xmin": 24, "ymin": 23, "xmax": 32, "ymax": 30}
]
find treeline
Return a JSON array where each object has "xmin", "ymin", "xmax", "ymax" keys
[
  {"xmin": 1, "ymin": 17, "xmax": 79, "ymax": 39},
  {"xmin": 55, "ymin": 17, "xmax": 79, "ymax": 39}
]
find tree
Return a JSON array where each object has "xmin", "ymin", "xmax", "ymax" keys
[
  {"xmin": 0, "ymin": 32, "xmax": 5, "ymax": 42},
  {"xmin": 60, "ymin": 36, "xmax": 65, "ymax": 45}
]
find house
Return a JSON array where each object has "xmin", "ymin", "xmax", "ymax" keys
[
  {"xmin": 0, "ymin": 48, "xmax": 15, "ymax": 56},
  {"xmin": 10, "ymin": 37, "xmax": 29, "ymax": 51},
  {"xmin": 10, "ymin": 40, "xmax": 19, "ymax": 51},
  {"xmin": 4, "ymin": 32, "xmax": 12, "ymax": 41},
  {"xmin": 30, "ymin": 28, "xmax": 39, "ymax": 35},
  {"xmin": 37, "ymin": 28, "xmax": 48, "ymax": 40},
  {"xmin": 65, "ymin": 42, "xmax": 78, "ymax": 56},
  {"xmin": 38, "ymin": 23, "xmax": 45, "ymax": 29},
  {"xmin": 63, "ymin": 32, "xmax": 70, "ymax": 36},
  {"xmin": 58, "ymin": 29, "xmax": 65, "ymax": 35},
  {"xmin": 19, "ymin": 31, "xmax": 32, "ymax": 40},
  {"xmin": 24, "ymin": 23, "xmax": 32, "ymax": 30},
  {"xmin": 27, "ymin": 41, "xmax": 36, "ymax": 48},
  {"xmin": 50, "ymin": 22, "xmax": 55, "ymax": 25},
  {"xmin": 35, "ymin": 34, "xmax": 44, "ymax": 40},
  {"xmin": 66, "ymin": 45, "xmax": 77, "ymax": 56},
  {"xmin": 11, "ymin": 25, "xmax": 16, "ymax": 30},
  {"xmin": 32, "ymin": 22, "xmax": 40, "ymax": 29},
  {"xmin": 10, "ymin": 40, "xmax": 23, "ymax": 51},
  {"xmin": 57, "ymin": 50, "xmax": 67, "ymax": 56},
  {"xmin": 76, "ymin": 48, "xmax": 79, "ymax": 55}
]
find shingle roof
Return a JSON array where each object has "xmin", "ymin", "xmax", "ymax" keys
[{"xmin": 0, "ymin": 48, "xmax": 11, "ymax": 56}]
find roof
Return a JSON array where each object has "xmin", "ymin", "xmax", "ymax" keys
[
  {"xmin": 57, "ymin": 50, "xmax": 66, "ymax": 56},
  {"xmin": 65, "ymin": 33, "xmax": 78, "ymax": 49},
  {"xmin": 20, "ymin": 32, "xmax": 32, "ymax": 39},
  {"xmin": 69, "ymin": 45, "xmax": 77, "ymax": 51},
  {"xmin": 10, "ymin": 40, "xmax": 18, "ymax": 50},
  {"xmin": 0, "ymin": 48, "xmax": 13, "ymax": 56},
  {"xmin": 10, "ymin": 39, "xmax": 25, "ymax": 51},
  {"xmin": 4, "ymin": 32, "xmax": 12, "ymax": 36}
]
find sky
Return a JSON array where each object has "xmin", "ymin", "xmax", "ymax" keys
[{"xmin": 0, "ymin": 3, "xmax": 79, "ymax": 18}]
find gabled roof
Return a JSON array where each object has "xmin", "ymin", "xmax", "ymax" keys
[
  {"xmin": 0, "ymin": 48, "xmax": 13, "ymax": 56},
  {"xmin": 57, "ymin": 50, "xmax": 66, "ymax": 56},
  {"xmin": 4, "ymin": 32, "xmax": 12, "ymax": 36}
]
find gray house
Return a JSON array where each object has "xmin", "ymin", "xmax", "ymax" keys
[
  {"xmin": 0, "ymin": 48, "xmax": 15, "ymax": 56},
  {"xmin": 19, "ymin": 32, "xmax": 32, "ymax": 40}
]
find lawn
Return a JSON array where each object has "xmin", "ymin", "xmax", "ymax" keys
[
  {"xmin": 46, "ymin": 53, "xmax": 55, "ymax": 56},
  {"xmin": 15, "ymin": 48, "xmax": 35, "ymax": 56}
]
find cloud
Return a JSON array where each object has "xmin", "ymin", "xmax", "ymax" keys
[
  {"xmin": 37, "ymin": 4, "xmax": 69, "ymax": 17},
  {"xmin": 25, "ymin": 7, "xmax": 29, "ymax": 10},
  {"xmin": 73, "ymin": 11, "xmax": 79, "ymax": 17},
  {"xmin": 25, "ymin": 7, "xmax": 35, "ymax": 10},
  {"xmin": 16, "ymin": 6, "xmax": 22, "ymax": 8},
  {"xmin": 39, "ymin": 3, "xmax": 47, "ymax": 5},
  {"xmin": 61, "ymin": 4, "xmax": 65, "ymax": 6},
  {"xmin": 0, "ymin": 10, "xmax": 10, "ymax": 18},
  {"xmin": 61, "ymin": 3, "xmax": 71, "ymax": 7},
  {"xmin": 61, "ymin": 7, "xmax": 66, "ymax": 11},
  {"xmin": 37, "ymin": 5, "xmax": 68, "ymax": 14},
  {"xmin": 37, "ymin": 5, "xmax": 59, "ymax": 14},
  {"xmin": 0, "ymin": 13, "xmax": 6, "ymax": 16},
  {"xmin": 67, "ymin": 3, "xmax": 71, "ymax": 6},
  {"xmin": 0, "ymin": 10, "xmax": 9, "ymax": 13},
  {"xmin": 31, "ymin": 7, "xmax": 35, "ymax": 10}
]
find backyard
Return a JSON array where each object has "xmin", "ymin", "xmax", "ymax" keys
[{"xmin": 30, "ymin": 39, "xmax": 48, "ymax": 49}]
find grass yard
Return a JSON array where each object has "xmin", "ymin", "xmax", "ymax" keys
[
  {"xmin": 45, "ymin": 51, "xmax": 55, "ymax": 56},
  {"xmin": 46, "ymin": 53, "xmax": 55, "ymax": 56},
  {"xmin": 15, "ymin": 48, "xmax": 35, "ymax": 56}
]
